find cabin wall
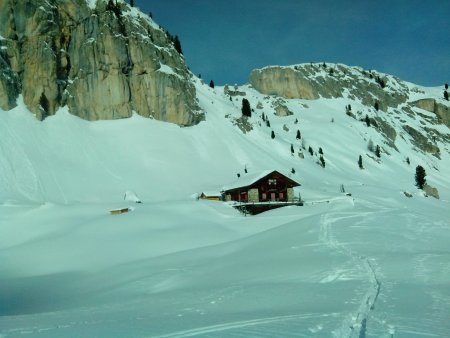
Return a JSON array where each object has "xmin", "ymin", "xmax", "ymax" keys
[
  {"xmin": 287, "ymin": 188, "xmax": 295, "ymax": 201},
  {"xmin": 248, "ymin": 188, "xmax": 259, "ymax": 202}
]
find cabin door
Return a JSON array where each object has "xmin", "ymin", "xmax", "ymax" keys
[{"xmin": 270, "ymin": 192, "xmax": 276, "ymax": 201}]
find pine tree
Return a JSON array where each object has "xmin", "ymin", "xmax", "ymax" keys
[
  {"xmin": 209, "ymin": 80, "xmax": 215, "ymax": 88},
  {"xmin": 266, "ymin": 120, "xmax": 270, "ymax": 127},
  {"xmin": 296, "ymin": 129, "xmax": 301, "ymax": 140},
  {"xmin": 445, "ymin": 90, "xmax": 449, "ymax": 101},
  {"xmin": 130, "ymin": 0, "xmax": 134, "ymax": 6},
  {"xmin": 291, "ymin": 168, "xmax": 296, "ymax": 174},
  {"xmin": 291, "ymin": 144, "xmax": 294, "ymax": 155},
  {"xmin": 374, "ymin": 101, "xmax": 379, "ymax": 111},
  {"xmin": 318, "ymin": 147, "xmax": 323, "ymax": 155},
  {"xmin": 415, "ymin": 165, "xmax": 426, "ymax": 189},
  {"xmin": 262, "ymin": 112, "xmax": 265, "ymax": 121},
  {"xmin": 173, "ymin": 35, "xmax": 182, "ymax": 54},
  {"xmin": 241, "ymin": 98, "xmax": 251, "ymax": 117},
  {"xmin": 375, "ymin": 145, "xmax": 381, "ymax": 158},
  {"xmin": 308, "ymin": 146, "xmax": 313, "ymax": 156},
  {"xmin": 365, "ymin": 114, "xmax": 371, "ymax": 127},
  {"xmin": 445, "ymin": 83, "xmax": 448, "ymax": 90},
  {"xmin": 294, "ymin": 118, "xmax": 298, "ymax": 124},
  {"xmin": 406, "ymin": 157, "xmax": 410, "ymax": 165},
  {"xmin": 358, "ymin": 155, "xmax": 363, "ymax": 169},
  {"xmin": 319, "ymin": 155, "xmax": 325, "ymax": 168},
  {"xmin": 271, "ymin": 130, "xmax": 275, "ymax": 139}
]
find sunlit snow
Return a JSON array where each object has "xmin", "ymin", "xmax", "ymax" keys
[{"xmin": 0, "ymin": 76, "xmax": 449, "ymax": 337}]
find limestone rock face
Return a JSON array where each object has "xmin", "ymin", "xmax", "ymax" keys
[
  {"xmin": 0, "ymin": 0, "xmax": 202, "ymax": 125},
  {"xmin": 412, "ymin": 99, "xmax": 450, "ymax": 128},
  {"xmin": 249, "ymin": 64, "xmax": 409, "ymax": 111},
  {"xmin": 250, "ymin": 67, "xmax": 318, "ymax": 100},
  {"xmin": 273, "ymin": 99, "xmax": 293, "ymax": 117}
]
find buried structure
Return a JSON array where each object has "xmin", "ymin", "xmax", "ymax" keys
[{"xmin": 221, "ymin": 170, "xmax": 303, "ymax": 214}]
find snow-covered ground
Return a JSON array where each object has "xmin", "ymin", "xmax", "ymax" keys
[{"xmin": 1, "ymin": 77, "xmax": 449, "ymax": 337}]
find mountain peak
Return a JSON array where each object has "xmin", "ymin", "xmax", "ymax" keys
[{"xmin": 0, "ymin": 0, "xmax": 203, "ymax": 125}]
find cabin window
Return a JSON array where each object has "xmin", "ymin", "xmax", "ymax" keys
[
  {"xmin": 268, "ymin": 179, "xmax": 277, "ymax": 186},
  {"xmin": 262, "ymin": 193, "xmax": 267, "ymax": 200},
  {"xmin": 279, "ymin": 192, "xmax": 284, "ymax": 199}
]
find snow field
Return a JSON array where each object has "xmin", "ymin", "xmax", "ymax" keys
[{"xmin": 0, "ymin": 76, "xmax": 449, "ymax": 337}]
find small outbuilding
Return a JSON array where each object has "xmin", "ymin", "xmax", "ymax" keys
[{"xmin": 199, "ymin": 191, "xmax": 222, "ymax": 201}]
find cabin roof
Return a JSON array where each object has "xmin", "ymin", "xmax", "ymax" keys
[{"xmin": 222, "ymin": 170, "xmax": 300, "ymax": 192}]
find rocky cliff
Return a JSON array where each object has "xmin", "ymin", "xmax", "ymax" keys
[
  {"xmin": 246, "ymin": 63, "xmax": 449, "ymax": 158},
  {"xmin": 249, "ymin": 64, "xmax": 411, "ymax": 112},
  {"xmin": 0, "ymin": 0, "xmax": 202, "ymax": 125}
]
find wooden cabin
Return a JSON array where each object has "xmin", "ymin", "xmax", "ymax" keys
[{"xmin": 221, "ymin": 170, "xmax": 301, "ymax": 214}]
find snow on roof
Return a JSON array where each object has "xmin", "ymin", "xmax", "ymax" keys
[{"xmin": 222, "ymin": 170, "xmax": 276, "ymax": 191}]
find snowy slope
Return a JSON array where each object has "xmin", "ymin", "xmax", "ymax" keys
[{"xmin": 0, "ymin": 70, "xmax": 449, "ymax": 337}]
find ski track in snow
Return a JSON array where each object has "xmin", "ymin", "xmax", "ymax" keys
[
  {"xmin": 149, "ymin": 313, "xmax": 327, "ymax": 338},
  {"xmin": 319, "ymin": 205, "xmax": 386, "ymax": 338}
]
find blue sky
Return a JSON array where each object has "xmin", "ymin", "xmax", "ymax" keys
[{"xmin": 137, "ymin": 0, "xmax": 449, "ymax": 87}]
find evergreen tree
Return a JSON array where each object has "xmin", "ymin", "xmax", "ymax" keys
[
  {"xmin": 291, "ymin": 168, "xmax": 296, "ymax": 174},
  {"xmin": 375, "ymin": 145, "xmax": 381, "ymax": 158},
  {"xmin": 209, "ymin": 80, "xmax": 215, "ymax": 88},
  {"xmin": 365, "ymin": 114, "xmax": 371, "ymax": 127},
  {"xmin": 241, "ymin": 98, "xmax": 251, "ymax": 117},
  {"xmin": 173, "ymin": 35, "xmax": 182, "ymax": 54},
  {"xmin": 262, "ymin": 112, "xmax": 266, "ymax": 121},
  {"xmin": 291, "ymin": 144, "xmax": 294, "ymax": 155},
  {"xmin": 445, "ymin": 83, "xmax": 448, "ymax": 90},
  {"xmin": 266, "ymin": 120, "xmax": 270, "ymax": 127},
  {"xmin": 271, "ymin": 130, "xmax": 275, "ymax": 139},
  {"xmin": 374, "ymin": 101, "xmax": 379, "ymax": 111},
  {"xmin": 296, "ymin": 129, "xmax": 301, "ymax": 140},
  {"xmin": 445, "ymin": 90, "xmax": 449, "ymax": 101},
  {"xmin": 358, "ymin": 155, "xmax": 363, "ymax": 169},
  {"xmin": 308, "ymin": 146, "xmax": 313, "ymax": 156},
  {"xmin": 107, "ymin": 0, "xmax": 122, "ymax": 17},
  {"xmin": 406, "ymin": 157, "xmax": 410, "ymax": 165},
  {"xmin": 319, "ymin": 155, "xmax": 325, "ymax": 168},
  {"xmin": 294, "ymin": 118, "xmax": 298, "ymax": 124},
  {"xmin": 415, "ymin": 165, "xmax": 426, "ymax": 189},
  {"xmin": 130, "ymin": 0, "xmax": 134, "ymax": 6},
  {"xmin": 318, "ymin": 147, "xmax": 323, "ymax": 155}
]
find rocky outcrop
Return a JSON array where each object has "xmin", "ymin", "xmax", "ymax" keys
[
  {"xmin": 224, "ymin": 85, "xmax": 246, "ymax": 97},
  {"xmin": 423, "ymin": 183, "xmax": 440, "ymax": 199},
  {"xmin": 249, "ymin": 64, "xmax": 409, "ymax": 111},
  {"xmin": 0, "ymin": 0, "xmax": 202, "ymax": 125},
  {"xmin": 411, "ymin": 99, "xmax": 450, "ymax": 128},
  {"xmin": 273, "ymin": 99, "xmax": 292, "ymax": 117},
  {"xmin": 403, "ymin": 125, "xmax": 440, "ymax": 157},
  {"xmin": 250, "ymin": 67, "xmax": 318, "ymax": 100}
]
